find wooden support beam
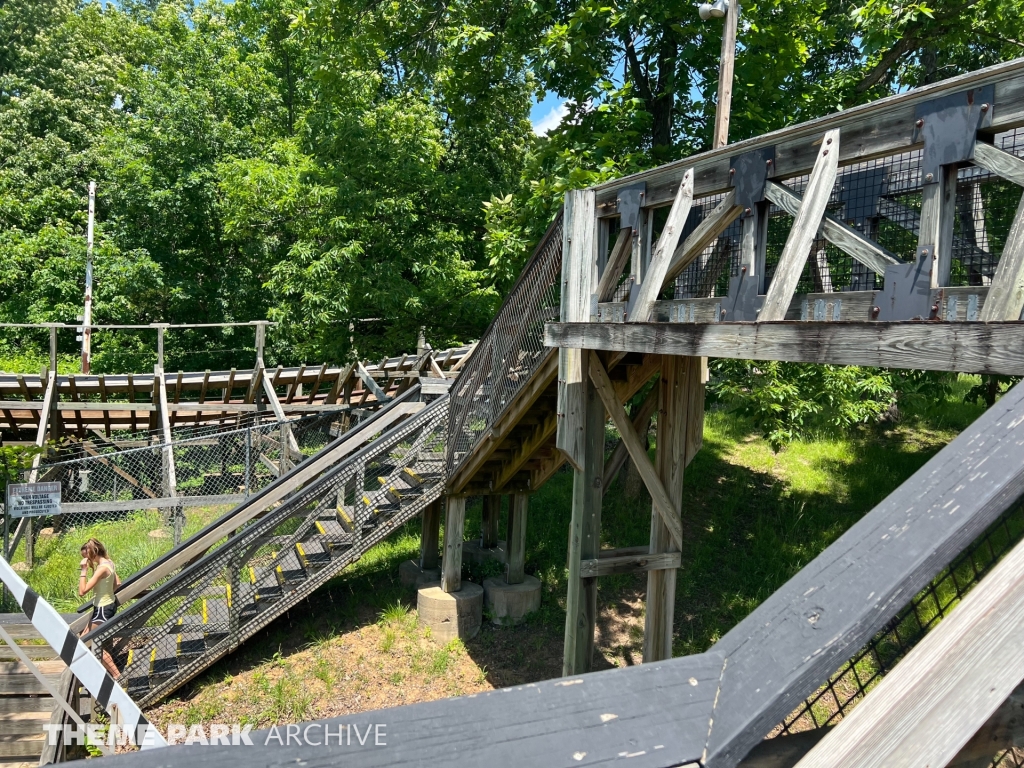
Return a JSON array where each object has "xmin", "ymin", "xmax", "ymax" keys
[
  {"xmin": 764, "ymin": 180, "xmax": 900, "ymax": 275},
  {"xmin": 971, "ymin": 144, "xmax": 1024, "ymax": 321},
  {"xmin": 545, "ymin": 321, "xmax": 1024, "ymax": 376},
  {"xmin": 481, "ymin": 495, "xmax": 501, "ymax": 549},
  {"xmin": 973, "ymin": 141, "xmax": 1024, "ymax": 187},
  {"xmin": 588, "ymin": 353, "xmax": 683, "ymax": 552},
  {"xmin": 356, "ymin": 361, "xmax": 389, "ymax": 403},
  {"xmin": 663, "ymin": 190, "xmax": 745, "ymax": 286},
  {"xmin": 580, "ymin": 549, "xmax": 681, "ymax": 578},
  {"xmin": 602, "ymin": 383, "xmax": 659, "ymax": 489},
  {"xmin": 557, "ymin": 189, "xmax": 598, "ymax": 471},
  {"xmin": 507, "ymin": 493, "xmax": 528, "ymax": 585},
  {"xmin": 760, "ymin": 129, "xmax": 841, "ymax": 321},
  {"xmin": 793, "ymin": 531, "xmax": 1024, "ymax": 768},
  {"xmin": 596, "ymin": 227, "xmax": 634, "ymax": 302},
  {"xmin": 644, "ymin": 355, "xmax": 701, "ymax": 663},
  {"xmin": 631, "ymin": 168, "xmax": 694, "ymax": 322},
  {"xmin": 918, "ymin": 164, "xmax": 959, "ymax": 289},
  {"xmin": 155, "ymin": 368, "xmax": 177, "ymax": 500},
  {"xmin": 261, "ymin": 369, "xmax": 302, "ymax": 460},
  {"xmin": 306, "ymin": 362, "xmax": 327, "ymax": 405},
  {"xmin": 441, "ymin": 496, "xmax": 466, "ymax": 593},
  {"xmin": 419, "ymin": 498, "xmax": 441, "ymax": 572},
  {"xmin": 563, "ymin": 350, "xmax": 605, "ymax": 675}
]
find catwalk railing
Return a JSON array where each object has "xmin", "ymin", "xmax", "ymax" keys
[
  {"xmin": 85, "ymin": 393, "xmax": 448, "ymax": 706},
  {"xmin": 445, "ymin": 211, "xmax": 564, "ymax": 482}
]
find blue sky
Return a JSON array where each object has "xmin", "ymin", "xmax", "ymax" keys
[{"xmin": 530, "ymin": 92, "xmax": 567, "ymax": 135}]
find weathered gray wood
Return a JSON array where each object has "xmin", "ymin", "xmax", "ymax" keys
[
  {"xmin": 645, "ymin": 356, "xmax": 700, "ymax": 663},
  {"xmin": 557, "ymin": 189, "xmax": 598, "ymax": 471},
  {"xmin": 603, "ymin": 383, "xmax": 659, "ymax": 488},
  {"xmin": 702, "ymin": 378, "xmax": 1024, "ymax": 768},
  {"xmin": 579, "ymin": 550, "xmax": 681, "ymax": 578},
  {"xmin": 918, "ymin": 164, "xmax": 959, "ymax": 288},
  {"xmin": 973, "ymin": 141, "xmax": 1024, "ymax": 187},
  {"xmin": 980, "ymin": 189, "xmax": 1024, "ymax": 321},
  {"xmin": 632, "ymin": 168, "xmax": 694, "ymax": 322},
  {"xmin": 419, "ymin": 498, "xmax": 441, "ymax": 571},
  {"xmin": 356, "ymin": 361, "xmax": 389, "ymax": 403},
  {"xmin": 666, "ymin": 190, "xmax": 743, "ymax": 284},
  {"xmin": 506, "ymin": 493, "xmax": 528, "ymax": 585},
  {"xmin": 592, "ymin": 59, "xmax": 1024, "ymax": 207},
  {"xmin": 83, "ymin": 649, "xmax": 726, "ymax": 768},
  {"xmin": 761, "ymin": 130, "xmax": 841, "ymax": 321},
  {"xmin": 596, "ymin": 226, "xmax": 634, "ymax": 302},
  {"xmin": 588, "ymin": 353, "xmax": 683, "ymax": 551},
  {"xmin": 563, "ymin": 351, "xmax": 605, "ymax": 675},
  {"xmin": 545, "ymin": 321, "xmax": 1024, "ymax": 376},
  {"xmin": 764, "ymin": 181, "xmax": 899, "ymax": 275},
  {"xmin": 793, "ymin": 531, "xmax": 1024, "ymax": 768},
  {"xmin": 155, "ymin": 368, "xmax": 177, "ymax": 499},
  {"xmin": 441, "ymin": 496, "xmax": 466, "ymax": 593}
]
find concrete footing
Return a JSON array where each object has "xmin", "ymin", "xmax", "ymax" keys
[
  {"xmin": 417, "ymin": 582, "xmax": 484, "ymax": 643},
  {"xmin": 462, "ymin": 539, "xmax": 507, "ymax": 565},
  {"xmin": 482, "ymin": 574, "xmax": 542, "ymax": 626},
  {"xmin": 399, "ymin": 559, "xmax": 440, "ymax": 589}
]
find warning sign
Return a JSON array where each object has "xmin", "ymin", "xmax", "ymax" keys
[{"xmin": 6, "ymin": 482, "xmax": 61, "ymax": 519}]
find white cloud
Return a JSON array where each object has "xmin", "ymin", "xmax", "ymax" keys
[{"xmin": 532, "ymin": 101, "xmax": 568, "ymax": 136}]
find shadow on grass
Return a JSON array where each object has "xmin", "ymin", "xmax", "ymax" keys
[{"xmin": 159, "ymin": 398, "xmax": 987, "ymax": 707}]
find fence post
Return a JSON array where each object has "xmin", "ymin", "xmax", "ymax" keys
[{"xmin": 244, "ymin": 427, "xmax": 251, "ymax": 497}]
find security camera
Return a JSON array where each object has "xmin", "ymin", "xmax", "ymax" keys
[{"xmin": 698, "ymin": 0, "xmax": 728, "ymax": 20}]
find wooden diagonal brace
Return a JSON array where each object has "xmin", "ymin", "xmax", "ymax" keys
[
  {"xmin": 760, "ymin": 129, "xmax": 841, "ymax": 322},
  {"xmin": 596, "ymin": 226, "xmax": 634, "ymax": 302},
  {"xmin": 974, "ymin": 143, "xmax": 1024, "ymax": 321},
  {"xmin": 602, "ymin": 382, "xmax": 659, "ymax": 489},
  {"xmin": 630, "ymin": 168, "xmax": 694, "ymax": 322},
  {"xmin": 588, "ymin": 354, "xmax": 683, "ymax": 551},
  {"xmin": 356, "ymin": 361, "xmax": 389, "ymax": 403},
  {"xmin": 764, "ymin": 180, "xmax": 900, "ymax": 276},
  {"xmin": 665, "ymin": 189, "xmax": 744, "ymax": 285}
]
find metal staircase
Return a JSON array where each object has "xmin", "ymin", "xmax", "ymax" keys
[{"xmin": 86, "ymin": 393, "xmax": 449, "ymax": 706}]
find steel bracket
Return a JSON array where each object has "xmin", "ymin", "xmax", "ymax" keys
[
  {"xmin": 616, "ymin": 183, "xmax": 646, "ymax": 231},
  {"xmin": 723, "ymin": 270, "xmax": 765, "ymax": 321},
  {"xmin": 730, "ymin": 146, "xmax": 776, "ymax": 215},
  {"xmin": 876, "ymin": 246, "xmax": 936, "ymax": 321},
  {"xmin": 914, "ymin": 85, "xmax": 994, "ymax": 182}
]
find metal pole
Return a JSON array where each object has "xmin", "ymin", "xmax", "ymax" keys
[
  {"xmin": 244, "ymin": 426, "xmax": 251, "ymax": 498},
  {"xmin": 82, "ymin": 181, "xmax": 96, "ymax": 374},
  {"xmin": 255, "ymin": 322, "xmax": 266, "ymax": 365},
  {"xmin": 157, "ymin": 326, "xmax": 165, "ymax": 370},
  {"xmin": 712, "ymin": 2, "xmax": 738, "ymax": 150},
  {"xmin": 49, "ymin": 326, "xmax": 57, "ymax": 373}
]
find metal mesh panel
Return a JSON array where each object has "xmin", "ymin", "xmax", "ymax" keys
[
  {"xmin": 772, "ymin": 500, "xmax": 1024, "ymax": 766},
  {"xmin": 446, "ymin": 211, "xmax": 563, "ymax": 479},
  {"xmin": 762, "ymin": 130, "xmax": 1024, "ymax": 293},
  {"xmin": 673, "ymin": 194, "xmax": 744, "ymax": 299},
  {"xmin": 88, "ymin": 395, "xmax": 448, "ymax": 707}
]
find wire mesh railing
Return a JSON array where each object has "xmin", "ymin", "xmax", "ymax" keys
[
  {"xmin": 445, "ymin": 210, "xmax": 564, "ymax": 480},
  {"xmin": 87, "ymin": 394, "xmax": 449, "ymax": 707},
  {"xmin": 758, "ymin": 129, "xmax": 1024, "ymax": 295},
  {"xmin": 771, "ymin": 498, "xmax": 1024, "ymax": 767}
]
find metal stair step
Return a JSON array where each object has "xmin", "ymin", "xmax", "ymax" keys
[
  {"xmin": 275, "ymin": 549, "xmax": 306, "ymax": 585},
  {"xmin": 295, "ymin": 540, "xmax": 331, "ymax": 570}
]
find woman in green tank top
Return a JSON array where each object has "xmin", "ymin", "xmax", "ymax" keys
[{"xmin": 78, "ymin": 538, "xmax": 121, "ymax": 678}]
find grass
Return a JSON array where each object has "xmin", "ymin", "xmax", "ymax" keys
[
  {"xmin": 11, "ymin": 504, "xmax": 231, "ymax": 611},
  {"xmin": 79, "ymin": 372, "xmax": 1003, "ymax": 729}
]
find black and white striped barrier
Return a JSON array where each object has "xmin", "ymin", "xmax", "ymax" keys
[{"xmin": 0, "ymin": 556, "xmax": 167, "ymax": 749}]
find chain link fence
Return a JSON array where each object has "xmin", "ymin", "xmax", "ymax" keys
[
  {"xmin": 0, "ymin": 409, "xmax": 348, "ymax": 611},
  {"xmin": 446, "ymin": 211, "xmax": 563, "ymax": 479},
  {"xmin": 88, "ymin": 394, "xmax": 449, "ymax": 706}
]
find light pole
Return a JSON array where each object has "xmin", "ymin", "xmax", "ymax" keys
[{"xmin": 698, "ymin": 0, "xmax": 738, "ymax": 149}]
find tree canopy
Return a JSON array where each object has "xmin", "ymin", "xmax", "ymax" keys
[{"xmin": 2, "ymin": 0, "xmax": 1023, "ymax": 370}]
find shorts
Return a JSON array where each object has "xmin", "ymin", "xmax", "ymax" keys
[{"xmin": 90, "ymin": 603, "xmax": 117, "ymax": 625}]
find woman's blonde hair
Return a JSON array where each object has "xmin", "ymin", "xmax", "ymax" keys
[{"xmin": 80, "ymin": 538, "xmax": 108, "ymax": 562}]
